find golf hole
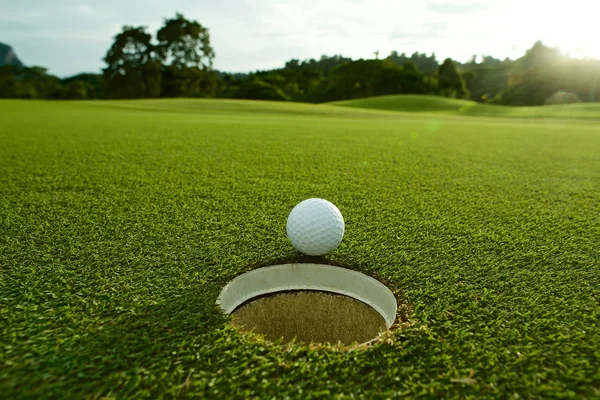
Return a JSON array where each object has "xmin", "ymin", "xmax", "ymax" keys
[{"xmin": 217, "ymin": 264, "xmax": 398, "ymax": 346}]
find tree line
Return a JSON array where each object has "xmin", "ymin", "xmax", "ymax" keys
[{"xmin": 1, "ymin": 13, "xmax": 598, "ymax": 106}]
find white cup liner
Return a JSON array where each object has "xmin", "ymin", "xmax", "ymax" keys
[{"xmin": 217, "ymin": 264, "xmax": 397, "ymax": 328}]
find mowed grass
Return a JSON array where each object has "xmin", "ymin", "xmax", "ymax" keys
[
  {"xmin": 1, "ymin": 98, "xmax": 599, "ymax": 399},
  {"xmin": 331, "ymin": 94, "xmax": 600, "ymax": 120}
]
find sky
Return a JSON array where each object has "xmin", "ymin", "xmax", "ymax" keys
[{"xmin": 1, "ymin": 0, "xmax": 598, "ymax": 77}]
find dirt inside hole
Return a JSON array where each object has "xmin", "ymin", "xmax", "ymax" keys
[{"xmin": 231, "ymin": 291, "xmax": 388, "ymax": 345}]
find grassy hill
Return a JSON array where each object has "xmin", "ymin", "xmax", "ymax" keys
[
  {"xmin": 2, "ymin": 99, "xmax": 599, "ymax": 398},
  {"xmin": 31, "ymin": 95, "xmax": 600, "ymax": 122},
  {"xmin": 330, "ymin": 94, "xmax": 600, "ymax": 119},
  {"xmin": 82, "ymin": 98, "xmax": 396, "ymax": 119}
]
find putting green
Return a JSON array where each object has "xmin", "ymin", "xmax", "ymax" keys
[{"xmin": 1, "ymin": 98, "xmax": 599, "ymax": 398}]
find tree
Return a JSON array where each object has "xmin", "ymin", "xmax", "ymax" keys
[
  {"xmin": 462, "ymin": 71, "xmax": 475, "ymax": 99},
  {"xmin": 490, "ymin": 42, "xmax": 600, "ymax": 105},
  {"xmin": 398, "ymin": 62, "xmax": 437, "ymax": 94},
  {"xmin": 0, "ymin": 65, "xmax": 18, "ymax": 97},
  {"xmin": 216, "ymin": 73, "xmax": 242, "ymax": 98},
  {"xmin": 321, "ymin": 59, "xmax": 433, "ymax": 102},
  {"xmin": 62, "ymin": 73, "xmax": 105, "ymax": 99},
  {"xmin": 236, "ymin": 78, "xmax": 288, "ymax": 101},
  {"xmin": 0, "ymin": 65, "xmax": 63, "ymax": 98},
  {"xmin": 516, "ymin": 41, "xmax": 562, "ymax": 71},
  {"xmin": 218, "ymin": 54, "xmax": 353, "ymax": 102},
  {"xmin": 437, "ymin": 58, "xmax": 467, "ymax": 98},
  {"xmin": 162, "ymin": 67, "xmax": 218, "ymax": 98},
  {"xmin": 61, "ymin": 80, "xmax": 88, "ymax": 99},
  {"xmin": 103, "ymin": 26, "xmax": 162, "ymax": 99},
  {"xmin": 157, "ymin": 13, "xmax": 215, "ymax": 69},
  {"xmin": 156, "ymin": 14, "xmax": 216, "ymax": 98},
  {"xmin": 386, "ymin": 51, "xmax": 439, "ymax": 75},
  {"xmin": 402, "ymin": 61, "xmax": 419, "ymax": 73}
]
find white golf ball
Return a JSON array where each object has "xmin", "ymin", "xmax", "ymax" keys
[{"xmin": 286, "ymin": 198, "xmax": 345, "ymax": 256}]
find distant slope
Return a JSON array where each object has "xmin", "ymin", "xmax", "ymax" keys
[
  {"xmin": 330, "ymin": 95, "xmax": 480, "ymax": 113},
  {"xmin": 69, "ymin": 98, "xmax": 412, "ymax": 120},
  {"xmin": 4, "ymin": 96, "xmax": 599, "ymax": 121},
  {"xmin": 0, "ymin": 42, "xmax": 24, "ymax": 68},
  {"xmin": 330, "ymin": 94, "xmax": 600, "ymax": 119}
]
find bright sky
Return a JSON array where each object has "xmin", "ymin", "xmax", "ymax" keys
[{"xmin": 1, "ymin": 0, "xmax": 598, "ymax": 77}]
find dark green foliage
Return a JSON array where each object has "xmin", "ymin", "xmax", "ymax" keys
[
  {"xmin": 215, "ymin": 55, "xmax": 353, "ymax": 103},
  {"xmin": 235, "ymin": 78, "xmax": 289, "ymax": 101},
  {"xmin": 462, "ymin": 71, "xmax": 476, "ymax": 97},
  {"xmin": 386, "ymin": 51, "xmax": 439, "ymax": 75},
  {"xmin": 100, "ymin": 14, "xmax": 216, "ymax": 99},
  {"xmin": 0, "ymin": 66, "xmax": 62, "ymax": 99},
  {"xmin": 0, "ymin": 67, "xmax": 105, "ymax": 100},
  {"xmin": 20, "ymin": 66, "xmax": 61, "ymax": 98},
  {"xmin": 64, "ymin": 74, "xmax": 105, "ymax": 99},
  {"xmin": 157, "ymin": 13, "xmax": 215, "ymax": 70},
  {"xmin": 437, "ymin": 58, "xmax": 467, "ymax": 98},
  {"xmin": 0, "ymin": 66, "xmax": 20, "ymax": 97},
  {"xmin": 1, "ymin": 99, "xmax": 599, "ymax": 398},
  {"xmin": 322, "ymin": 59, "xmax": 435, "ymax": 102},
  {"xmin": 465, "ymin": 65, "xmax": 509, "ymax": 102},
  {"xmin": 61, "ymin": 80, "xmax": 88, "ymax": 99},
  {"xmin": 215, "ymin": 72, "xmax": 242, "ymax": 98},
  {"xmin": 156, "ymin": 13, "xmax": 216, "ymax": 98},
  {"xmin": 325, "ymin": 59, "xmax": 387, "ymax": 100},
  {"xmin": 103, "ymin": 26, "xmax": 163, "ymax": 99},
  {"xmin": 104, "ymin": 60, "xmax": 163, "ymax": 99},
  {"xmin": 448, "ymin": 55, "xmax": 509, "ymax": 102},
  {"xmin": 285, "ymin": 55, "xmax": 354, "ymax": 77},
  {"xmin": 2, "ymin": 38, "xmax": 600, "ymax": 105},
  {"xmin": 259, "ymin": 55, "xmax": 352, "ymax": 102},
  {"xmin": 161, "ymin": 66, "xmax": 218, "ymax": 98}
]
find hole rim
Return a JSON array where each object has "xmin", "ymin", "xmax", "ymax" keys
[{"xmin": 216, "ymin": 263, "xmax": 398, "ymax": 328}]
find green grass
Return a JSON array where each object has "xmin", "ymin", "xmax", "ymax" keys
[
  {"xmin": 331, "ymin": 94, "xmax": 600, "ymax": 119},
  {"xmin": 1, "ymin": 98, "xmax": 599, "ymax": 399}
]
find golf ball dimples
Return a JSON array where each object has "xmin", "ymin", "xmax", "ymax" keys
[{"xmin": 286, "ymin": 198, "xmax": 345, "ymax": 256}]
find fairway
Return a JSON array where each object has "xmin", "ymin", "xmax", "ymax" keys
[
  {"xmin": 331, "ymin": 94, "xmax": 600, "ymax": 120},
  {"xmin": 1, "ymin": 99, "xmax": 599, "ymax": 398}
]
